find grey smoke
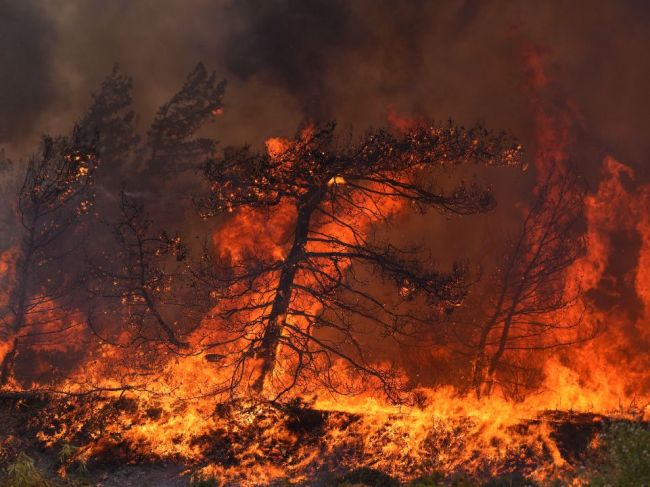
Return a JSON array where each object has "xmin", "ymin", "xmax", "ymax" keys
[
  {"xmin": 1, "ymin": 0, "xmax": 650, "ymax": 174},
  {"xmin": 0, "ymin": 0, "xmax": 55, "ymax": 143}
]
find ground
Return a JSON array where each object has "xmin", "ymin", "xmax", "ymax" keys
[{"xmin": 0, "ymin": 393, "xmax": 647, "ymax": 486}]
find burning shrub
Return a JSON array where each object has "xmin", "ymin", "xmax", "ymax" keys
[
  {"xmin": 3, "ymin": 43, "xmax": 650, "ymax": 487},
  {"xmin": 590, "ymin": 422, "xmax": 650, "ymax": 486},
  {"xmin": 199, "ymin": 121, "xmax": 522, "ymax": 400}
]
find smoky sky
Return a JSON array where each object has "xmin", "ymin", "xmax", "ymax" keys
[
  {"xmin": 222, "ymin": 0, "xmax": 357, "ymax": 120},
  {"xmin": 0, "ymin": 0, "xmax": 54, "ymax": 142},
  {"xmin": 3, "ymin": 0, "xmax": 649, "ymax": 383},
  {"xmin": 2, "ymin": 0, "xmax": 650, "ymax": 180}
]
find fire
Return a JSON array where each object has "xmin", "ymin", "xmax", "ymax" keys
[
  {"xmin": 2, "ymin": 42, "xmax": 650, "ymax": 487},
  {"xmin": 214, "ymin": 204, "xmax": 295, "ymax": 262},
  {"xmin": 327, "ymin": 175, "xmax": 346, "ymax": 186},
  {"xmin": 206, "ymin": 130, "xmax": 416, "ymax": 398},
  {"xmin": 386, "ymin": 107, "xmax": 424, "ymax": 134},
  {"xmin": 29, "ymin": 140, "xmax": 649, "ymax": 484},
  {"xmin": 547, "ymin": 156, "xmax": 650, "ymax": 411},
  {"xmin": 4, "ymin": 146, "xmax": 648, "ymax": 485},
  {"xmin": 265, "ymin": 136, "xmax": 291, "ymax": 160}
]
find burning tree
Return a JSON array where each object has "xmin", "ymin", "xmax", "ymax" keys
[
  {"xmin": 146, "ymin": 62, "xmax": 226, "ymax": 177},
  {"xmin": 470, "ymin": 167, "xmax": 588, "ymax": 398},
  {"xmin": 198, "ymin": 123, "xmax": 521, "ymax": 399},
  {"xmin": 0, "ymin": 61, "xmax": 225, "ymax": 388},
  {"xmin": 79, "ymin": 62, "xmax": 224, "ymax": 355},
  {"xmin": 0, "ymin": 129, "xmax": 98, "ymax": 387},
  {"xmin": 84, "ymin": 190, "xmax": 209, "ymax": 351}
]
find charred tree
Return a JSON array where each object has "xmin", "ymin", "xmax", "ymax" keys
[
  {"xmin": 85, "ymin": 191, "xmax": 209, "ymax": 351},
  {"xmin": 198, "ymin": 123, "xmax": 522, "ymax": 399},
  {"xmin": 80, "ymin": 62, "xmax": 224, "ymax": 200},
  {"xmin": 470, "ymin": 167, "xmax": 588, "ymax": 398},
  {"xmin": 0, "ymin": 129, "xmax": 98, "ymax": 387},
  {"xmin": 79, "ymin": 64, "xmax": 140, "ymax": 193},
  {"xmin": 80, "ymin": 63, "xmax": 224, "ymax": 353},
  {"xmin": 146, "ymin": 62, "xmax": 226, "ymax": 177},
  {"xmin": 0, "ymin": 62, "xmax": 225, "ymax": 388}
]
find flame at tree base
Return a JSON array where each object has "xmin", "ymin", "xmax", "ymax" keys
[
  {"xmin": 2, "ymin": 374, "xmax": 641, "ymax": 486},
  {"xmin": 3, "ymin": 154, "xmax": 650, "ymax": 485},
  {"xmin": 13, "ymin": 347, "xmax": 650, "ymax": 486}
]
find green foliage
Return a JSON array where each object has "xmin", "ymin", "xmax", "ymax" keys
[
  {"xmin": 481, "ymin": 472, "xmax": 537, "ymax": 486},
  {"xmin": 408, "ymin": 472, "xmax": 445, "ymax": 486},
  {"xmin": 56, "ymin": 443, "xmax": 87, "ymax": 477},
  {"xmin": 189, "ymin": 475, "xmax": 219, "ymax": 487},
  {"xmin": 338, "ymin": 467, "xmax": 400, "ymax": 487},
  {"xmin": 1, "ymin": 453, "xmax": 49, "ymax": 487},
  {"xmin": 590, "ymin": 422, "xmax": 650, "ymax": 486},
  {"xmin": 56, "ymin": 443, "xmax": 74, "ymax": 467}
]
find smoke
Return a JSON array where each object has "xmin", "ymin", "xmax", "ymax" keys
[
  {"xmin": 1, "ymin": 0, "xmax": 647, "ymax": 309},
  {"xmin": 1, "ymin": 0, "xmax": 650, "ymax": 398},
  {"xmin": 0, "ymin": 0, "xmax": 648, "ymax": 173},
  {"xmin": 0, "ymin": 0, "xmax": 55, "ymax": 146},
  {"xmin": 221, "ymin": 0, "xmax": 356, "ymax": 121},
  {"xmin": 1, "ymin": 0, "xmax": 648, "ymax": 267}
]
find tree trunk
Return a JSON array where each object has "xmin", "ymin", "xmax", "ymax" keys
[
  {"xmin": 472, "ymin": 214, "xmax": 530, "ymax": 398},
  {"xmin": 472, "ymin": 300, "xmax": 509, "ymax": 397},
  {"xmin": 251, "ymin": 191, "xmax": 321, "ymax": 394},
  {"xmin": 471, "ymin": 348, "xmax": 488, "ymax": 398},
  {"xmin": 485, "ymin": 315, "xmax": 513, "ymax": 388},
  {"xmin": 0, "ymin": 338, "xmax": 18, "ymax": 387},
  {"xmin": 1, "ymin": 233, "xmax": 33, "ymax": 388}
]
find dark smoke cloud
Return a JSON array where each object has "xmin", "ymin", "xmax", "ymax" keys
[
  {"xmin": 222, "ymin": 0, "xmax": 357, "ymax": 121},
  {"xmin": 0, "ymin": 0, "xmax": 55, "ymax": 144},
  {"xmin": 4, "ymin": 0, "xmax": 650, "ymax": 271},
  {"xmin": 2, "ymin": 0, "xmax": 650, "ymax": 385},
  {"xmin": 2, "ymin": 0, "xmax": 650, "ymax": 176}
]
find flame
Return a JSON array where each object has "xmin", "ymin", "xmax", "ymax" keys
[
  {"xmin": 22, "ymin": 146, "xmax": 650, "ymax": 485},
  {"xmin": 327, "ymin": 176, "xmax": 346, "ymax": 186},
  {"xmin": 6, "ymin": 41, "xmax": 650, "ymax": 487},
  {"xmin": 17, "ymin": 105, "xmax": 646, "ymax": 484},
  {"xmin": 36, "ymin": 142, "xmax": 649, "ymax": 485},
  {"xmin": 387, "ymin": 107, "xmax": 425, "ymax": 133},
  {"xmin": 547, "ymin": 156, "xmax": 650, "ymax": 410},
  {"xmin": 214, "ymin": 203, "xmax": 295, "ymax": 262},
  {"xmin": 207, "ymin": 131, "xmax": 409, "ymax": 396}
]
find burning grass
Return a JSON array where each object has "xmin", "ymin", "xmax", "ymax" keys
[{"xmin": 0, "ymin": 389, "xmax": 648, "ymax": 486}]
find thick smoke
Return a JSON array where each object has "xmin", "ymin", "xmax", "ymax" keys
[
  {"xmin": 0, "ymin": 1, "xmax": 55, "ymax": 146},
  {"xmin": 2, "ymin": 0, "xmax": 649, "ymax": 266},
  {"xmin": 221, "ymin": 0, "xmax": 356, "ymax": 121},
  {"xmin": 2, "ymin": 0, "xmax": 649, "ymax": 309},
  {"xmin": 2, "ymin": 0, "xmax": 648, "ymax": 173}
]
